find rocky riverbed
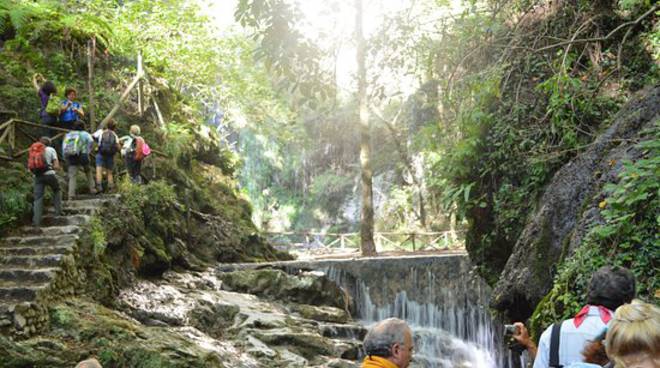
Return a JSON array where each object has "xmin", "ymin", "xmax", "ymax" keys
[{"xmin": 0, "ymin": 267, "xmax": 364, "ymax": 368}]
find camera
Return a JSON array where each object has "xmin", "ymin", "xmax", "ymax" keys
[{"xmin": 504, "ymin": 324, "xmax": 526, "ymax": 354}]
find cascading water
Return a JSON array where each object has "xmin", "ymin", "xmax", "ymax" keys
[{"xmin": 322, "ymin": 256, "xmax": 508, "ymax": 368}]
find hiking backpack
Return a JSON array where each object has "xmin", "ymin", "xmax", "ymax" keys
[
  {"xmin": 45, "ymin": 95, "xmax": 60, "ymax": 116},
  {"xmin": 133, "ymin": 137, "xmax": 145, "ymax": 161},
  {"xmin": 98, "ymin": 131, "xmax": 117, "ymax": 155},
  {"xmin": 63, "ymin": 132, "xmax": 82, "ymax": 157},
  {"xmin": 27, "ymin": 142, "xmax": 49, "ymax": 174}
]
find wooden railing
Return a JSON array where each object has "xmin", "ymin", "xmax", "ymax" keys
[
  {"xmin": 265, "ymin": 230, "xmax": 464, "ymax": 253},
  {"xmin": 0, "ymin": 118, "xmax": 72, "ymax": 160}
]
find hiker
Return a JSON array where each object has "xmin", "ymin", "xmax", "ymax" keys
[
  {"xmin": 59, "ymin": 87, "xmax": 84, "ymax": 128},
  {"xmin": 120, "ymin": 125, "xmax": 149, "ymax": 184},
  {"xmin": 75, "ymin": 358, "xmax": 103, "ymax": 368},
  {"xmin": 62, "ymin": 121, "xmax": 96, "ymax": 199},
  {"xmin": 606, "ymin": 300, "xmax": 659, "ymax": 368},
  {"xmin": 32, "ymin": 73, "xmax": 58, "ymax": 135},
  {"xmin": 512, "ymin": 266, "xmax": 635, "ymax": 368},
  {"xmin": 29, "ymin": 137, "xmax": 62, "ymax": 227},
  {"xmin": 361, "ymin": 318, "xmax": 414, "ymax": 368},
  {"xmin": 94, "ymin": 120, "xmax": 120, "ymax": 192}
]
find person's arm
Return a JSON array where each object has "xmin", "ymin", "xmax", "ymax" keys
[
  {"xmin": 60, "ymin": 100, "xmax": 71, "ymax": 114},
  {"xmin": 74, "ymin": 104, "xmax": 84, "ymax": 118},
  {"xmin": 513, "ymin": 322, "xmax": 538, "ymax": 361},
  {"xmin": 32, "ymin": 73, "xmax": 42, "ymax": 92},
  {"xmin": 52, "ymin": 156, "xmax": 61, "ymax": 171}
]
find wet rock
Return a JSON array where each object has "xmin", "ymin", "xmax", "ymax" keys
[
  {"xmin": 245, "ymin": 335, "xmax": 277, "ymax": 359},
  {"xmin": 218, "ymin": 268, "xmax": 347, "ymax": 309},
  {"xmin": 252, "ymin": 328, "xmax": 336, "ymax": 360},
  {"xmin": 318, "ymin": 323, "xmax": 366, "ymax": 340},
  {"xmin": 289, "ymin": 303, "xmax": 350, "ymax": 324},
  {"xmin": 188, "ymin": 299, "xmax": 239, "ymax": 337}
]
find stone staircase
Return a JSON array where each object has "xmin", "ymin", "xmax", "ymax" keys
[{"xmin": 0, "ymin": 195, "xmax": 118, "ymax": 338}]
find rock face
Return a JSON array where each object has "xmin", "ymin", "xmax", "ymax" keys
[{"xmin": 491, "ymin": 86, "xmax": 660, "ymax": 320}]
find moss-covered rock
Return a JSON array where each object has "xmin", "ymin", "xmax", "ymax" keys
[
  {"xmin": 0, "ymin": 299, "xmax": 230, "ymax": 368},
  {"xmin": 219, "ymin": 269, "xmax": 348, "ymax": 309}
]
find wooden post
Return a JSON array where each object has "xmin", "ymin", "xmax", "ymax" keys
[
  {"xmin": 153, "ymin": 98, "xmax": 166, "ymax": 129},
  {"xmin": 444, "ymin": 232, "xmax": 449, "ymax": 249},
  {"xmin": 137, "ymin": 52, "xmax": 143, "ymax": 116},
  {"xmin": 340, "ymin": 234, "xmax": 346, "ymax": 249},
  {"xmin": 411, "ymin": 233, "xmax": 416, "ymax": 252},
  {"xmin": 7, "ymin": 121, "xmax": 15, "ymax": 155},
  {"xmin": 99, "ymin": 73, "xmax": 142, "ymax": 128},
  {"xmin": 87, "ymin": 38, "xmax": 96, "ymax": 130}
]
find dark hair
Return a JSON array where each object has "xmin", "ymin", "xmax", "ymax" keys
[
  {"xmin": 106, "ymin": 120, "xmax": 116, "ymax": 131},
  {"xmin": 587, "ymin": 266, "xmax": 635, "ymax": 311},
  {"xmin": 64, "ymin": 87, "xmax": 77, "ymax": 97},
  {"xmin": 74, "ymin": 121, "xmax": 86, "ymax": 131},
  {"xmin": 41, "ymin": 81, "xmax": 57, "ymax": 96}
]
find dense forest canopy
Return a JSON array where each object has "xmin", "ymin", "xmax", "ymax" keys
[{"xmin": 0, "ymin": 0, "xmax": 657, "ymax": 339}]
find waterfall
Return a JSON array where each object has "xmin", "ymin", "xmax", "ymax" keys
[{"xmin": 325, "ymin": 263, "xmax": 507, "ymax": 368}]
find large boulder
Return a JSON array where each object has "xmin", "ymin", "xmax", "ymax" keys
[
  {"xmin": 218, "ymin": 269, "xmax": 348, "ymax": 310},
  {"xmin": 491, "ymin": 86, "xmax": 660, "ymax": 320}
]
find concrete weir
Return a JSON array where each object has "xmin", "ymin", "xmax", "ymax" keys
[{"xmin": 218, "ymin": 253, "xmax": 506, "ymax": 368}]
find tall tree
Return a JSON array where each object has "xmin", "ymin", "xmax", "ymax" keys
[{"xmin": 355, "ymin": 0, "xmax": 376, "ymax": 256}]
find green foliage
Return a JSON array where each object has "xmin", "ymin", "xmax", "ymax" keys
[
  {"xmin": 530, "ymin": 126, "xmax": 660, "ymax": 337},
  {"xmin": 0, "ymin": 163, "xmax": 32, "ymax": 234},
  {"xmin": 88, "ymin": 217, "xmax": 107, "ymax": 259}
]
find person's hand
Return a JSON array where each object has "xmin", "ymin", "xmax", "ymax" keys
[{"xmin": 512, "ymin": 322, "xmax": 532, "ymax": 348}]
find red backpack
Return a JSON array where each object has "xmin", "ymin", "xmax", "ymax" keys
[
  {"xmin": 133, "ymin": 137, "xmax": 145, "ymax": 161},
  {"xmin": 28, "ymin": 142, "xmax": 48, "ymax": 174}
]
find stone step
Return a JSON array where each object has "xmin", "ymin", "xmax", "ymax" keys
[
  {"xmin": 47, "ymin": 206, "xmax": 100, "ymax": 216},
  {"xmin": 0, "ymin": 254, "xmax": 64, "ymax": 268},
  {"xmin": 42, "ymin": 214, "xmax": 91, "ymax": 227},
  {"xmin": 64, "ymin": 197, "xmax": 116, "ymax": 209},
  {"xmin": 0, "ymin": 268, "xmax": 59, "ymax": 284},
  {"xmin": 0, "ymin": 245, "xmax": 73, "ymax": 257},
  {"xmin": 20, "ymin": 225, "xmax": 81, "ymax": 237},
  {"xmin": 0, "ymin": 283, "xmax": 48, "ymax": 302},
  {"xmin": 1, "ymin": 234, "xmax": 78, "ymax": 248}
]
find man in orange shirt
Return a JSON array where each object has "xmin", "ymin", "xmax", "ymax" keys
[{"xmin": 361, "ymin": 318, "xmax": 414, "ymax": 368}]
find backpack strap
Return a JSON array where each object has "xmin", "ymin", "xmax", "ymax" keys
[{"xmin": 549, "ymin": 322, "xmax": 563, "ymax": 368}]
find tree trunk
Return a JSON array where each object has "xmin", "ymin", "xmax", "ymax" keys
[
  {"xmin": 87, "ymin": 38, "xmax": 96, "ymax": 130},
  {"xmin": 356, "ymin": 0, "xmax": 376, "ymax": 256}
]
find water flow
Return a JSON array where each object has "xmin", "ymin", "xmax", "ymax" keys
[{"xmin": 326, "ymin": 266, "xmax": 505, "ymax": 368}]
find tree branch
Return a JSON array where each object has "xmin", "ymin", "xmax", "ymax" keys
[{"xmin": 534, "ymin": 5, "xmax": 658, "ymax": 52}]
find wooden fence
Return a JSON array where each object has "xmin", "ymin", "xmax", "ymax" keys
[{"xmin": 265, "ymin": 230, "xmax": 464, "ymax": 253}]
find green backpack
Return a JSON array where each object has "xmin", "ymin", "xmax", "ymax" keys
[{"xmin": 45, "ymin": 95, "xmax": 60, "ymax": 116}]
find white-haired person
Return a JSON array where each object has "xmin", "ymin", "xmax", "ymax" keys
[
  {"xmin": 361, "ymin": 318, "xmax": 414, "ymax": 368},
  {"xmin": 120, "ymin": 124, "xmax": 148, "ymax": 184}
]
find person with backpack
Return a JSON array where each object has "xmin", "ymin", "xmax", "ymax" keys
[
  {"xmin": 62, "ymin": 121, "xmax": 96, "ymax": 199},
  {"xmin": 29, "ymin": 137, "xmax": 62, "ymax": 227},
  {"xmin": 95, "ymin": 119, "xmax": 120, "ymax": 192},
  {"xmin": 120, "ymin": 124, "xmax": 149, "ymax": 184},
  {"xmin": 512, "ymin": 266, "xmax": 636, "ymax": 368},
  {"xmin": 32, "ymin": 73, "xmax": 59, "ymax": 135},
  {"xmin": 59, "ymin": 87, "xmax": 84, "ymax": 128}
]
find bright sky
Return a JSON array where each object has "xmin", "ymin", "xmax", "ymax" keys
[{"xmin": 200, "ymin": 0, "xmax": 466, "ymax": 97}]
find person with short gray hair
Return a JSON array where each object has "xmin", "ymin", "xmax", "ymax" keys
[
  {"xmin": 75, "ymin": 358, "xmax": 102, "ymax": 368},
  {"xmin": 361, "ymin": 318, "xmax": 414, "ymax": 368}
]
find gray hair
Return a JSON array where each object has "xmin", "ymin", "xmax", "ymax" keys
[
  {"xmin": 363, "ymin": 318, "xmax": 410, "ymax": 357},
  {"xmin": 75, "ymin": 358, "xmax": 102, "ymax": 368}
]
